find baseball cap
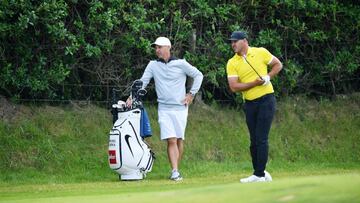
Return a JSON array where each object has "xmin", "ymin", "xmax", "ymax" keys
[
  {"xmin": 151, "ymin": 37, "xmax": 171, "ymax": 47},
  {"xmin": 228, "ymin": 31, "xmax": 247, "ymax": 41}
]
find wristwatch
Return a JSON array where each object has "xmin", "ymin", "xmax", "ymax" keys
[{"xmin": 189, "ymin": 92, "xmax": 196, "ymax": 97}]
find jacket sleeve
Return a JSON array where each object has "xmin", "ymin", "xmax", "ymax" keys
[
  {"xmin": 140, "ymin": 61, "xmax": 154, "ymax": 89},
  {"xmin": 182, "ymin": 59, "xmax": 203, "ymax": 95}
]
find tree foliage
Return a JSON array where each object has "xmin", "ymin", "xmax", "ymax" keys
[{"xmin": 1, "ymin": 0, "xmax": 359, "ymax": 102}]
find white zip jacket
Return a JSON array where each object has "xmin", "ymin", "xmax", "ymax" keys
[{"xmin": 140, "ymin": 57, "xmax": 203, "ymax": 111}]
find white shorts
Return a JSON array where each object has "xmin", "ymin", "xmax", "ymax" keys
[{"xmin": 158, "ymin": 109, "xmax": 188, "ymax": 140}]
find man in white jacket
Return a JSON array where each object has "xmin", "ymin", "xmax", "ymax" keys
[{"xmin": 137, "ymin": 36, "xmax": 203, "ymax": 181}]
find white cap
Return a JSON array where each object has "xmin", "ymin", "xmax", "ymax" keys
[{"xmin": 151, "ymin": 37, "xmax": 171, "ymax": 47}]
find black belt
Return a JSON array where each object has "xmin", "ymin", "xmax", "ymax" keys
[{"xmin": 245, "ymin": 93, "xmax": 274, "ymax": 103}]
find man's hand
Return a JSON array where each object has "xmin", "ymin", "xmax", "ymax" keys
[
  {"xmin": 126, "ymin": 96, "xmax": 132, "ymax": 107},
  {"xmin": 182, "ymin": 93, "xmax": 194, "ymax": 106},
  {"xmin": 261, "ymin": 75, "xmax": 271, "ymax": 86},
  {"xmin": 254, "ymin": 77, "xmax": 264, "ymax": 86}
]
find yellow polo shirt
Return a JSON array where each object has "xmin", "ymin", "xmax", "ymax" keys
[{"xmin": 226, "ymin": 47, "xmax": 274, "ymax": 100}]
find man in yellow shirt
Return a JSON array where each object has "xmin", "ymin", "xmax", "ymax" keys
[{"xmin": 226, "ymin": 31, "xmax": 283, "ymax": 183}]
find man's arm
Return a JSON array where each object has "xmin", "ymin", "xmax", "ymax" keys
[
  {"xmin": 127, "ymin": 62, "xmax": 153, "ymax": 107},
  {"xmin": 140, "ymin": 62, "xmax": 154, "ymax": 89},
  {"xmin": 227, "ymin": 77, "xmax": 264, "ymax": 93},
  {"xmin": 182, "ymin": 60, "xmax": 203, "ymax": 105},
  {"xmin": 267, "ymin": 56, "xmax": 283, "ymax": 79},
  {"xmin": 182, "ymin": 60, "xmax": 203, "ymax": 95}
]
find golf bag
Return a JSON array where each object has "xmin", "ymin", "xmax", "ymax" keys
[{"xmin": 108, "ymin": 80, "xmax": 155, "ymax": 180}]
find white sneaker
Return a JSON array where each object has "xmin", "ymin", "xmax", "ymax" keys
[
  {"xmin": 264, "ymin": 171, "xmax": 272, "ymax": 182},
  {"xmin": 240, "ymin": 175, "xmax": 265, "ymax": 183},
  {"xmin": 170, "ymin": 170, "xmax": 183, "ymax": 181}
]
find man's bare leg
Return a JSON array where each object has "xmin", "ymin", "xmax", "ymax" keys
[
  {"xmin": 167, "ymin": 137, "xmax": 179, "ymax": 170},
  {"xmin": 177, "ymin": 138, "xmax": 183, "ymax": 168}
]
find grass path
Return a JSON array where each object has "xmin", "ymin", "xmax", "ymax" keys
[{"xmin": 1, "ymin": 172, "xmax": 359, "ymax": 203}]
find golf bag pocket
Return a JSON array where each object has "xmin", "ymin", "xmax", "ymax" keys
[{"xmin": 108, "ymin": 129, "xmax": 122, "ymax": 170}]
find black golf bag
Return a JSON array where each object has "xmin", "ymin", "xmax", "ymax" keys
[{"xmin": 108, "ymin": 80, "xmax": 154, "ymax": 180}]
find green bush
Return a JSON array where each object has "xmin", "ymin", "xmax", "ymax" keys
[{"xmin": 1, "ymin": 1, "xmax": 359, "ymax": 103}]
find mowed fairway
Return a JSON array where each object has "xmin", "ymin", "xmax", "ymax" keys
[{"xmin": 1, "ymin": 173, "xmax": 359, "ymax": 203}]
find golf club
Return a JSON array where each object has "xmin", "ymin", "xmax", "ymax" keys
[{"xmin": 242, "ymin": 55, "xmax": 263, "ymax": 80}]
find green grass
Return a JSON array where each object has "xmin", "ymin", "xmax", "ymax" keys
[
  {"xmin": 0, "ymin": 94, "xmax": 359, "ymax": 185},
  {"xmin": 0, "ymin": 172, "xmax": 359, "ymax": 203},
  {"xmin": 0, "ymin": 94, "xmax": 359, "ymax": 202}
]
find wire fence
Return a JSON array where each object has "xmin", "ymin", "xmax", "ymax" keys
[{"xmin": 8, "ymin": 77, "xmax": 360, "ymax": 107}]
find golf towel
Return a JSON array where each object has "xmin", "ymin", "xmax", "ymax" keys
[{"xmin": 140, "ymin": 108, "xmax": 152, "ymax": 138}]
